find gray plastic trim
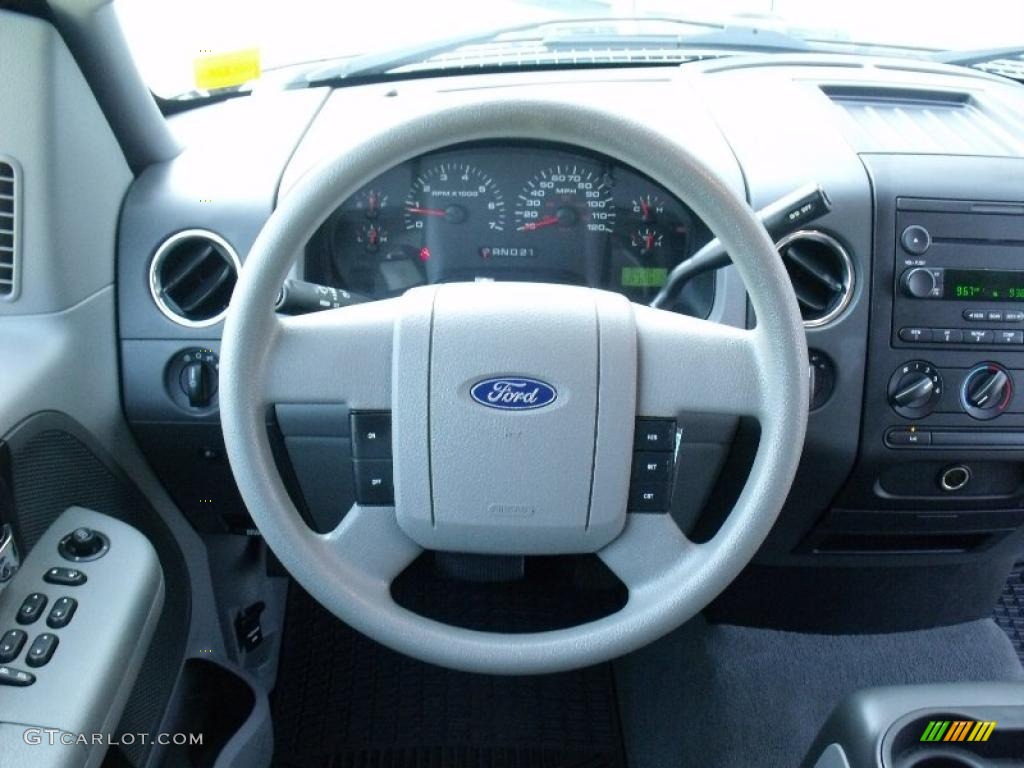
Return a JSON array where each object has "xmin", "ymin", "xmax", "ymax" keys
[
  {"xmin": 148, "ymin": 229, "xmax": 241, "ymax": 328},
  {"xmin": 0, "ymin": 506, "xmax": 164, "ymax": 768},
  {"xmin": 0, "ymin": 155, "xmax": 20, "ymax": 302},
  {"xmin": 219, "ymin": 97, "xmax": 808, "ymax": 674}
]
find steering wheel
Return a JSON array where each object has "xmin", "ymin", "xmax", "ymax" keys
[{"xmin": 220, "ymin": 98, "xmax": 808, "ymax": 675}]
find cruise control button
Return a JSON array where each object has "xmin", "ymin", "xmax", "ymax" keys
[
  {"xmin": 965, "ymin": 329, "xmax": 994, "ymax": 345},
  {"xmin": 632, "ymin": 452, "xmax": 674, "ymax": 481},
  {"xmin": 0, "ymin": 666, "xmax": 35, "ymax": 686},
  {"xmin": 350, "ymin": 412, "xmax": 392, "ymax": 459},
  {"xmin": 995, "ymin": 330, "xmax": 1024, "ymax": 345},
  {"xmin": 46, "ymin": 597, "xmax": 77, "ymax": 629},
  {"xmin": 25, "ymin": 633, "xmax": 58, "ymax": 668},
  {"xmin": 635, "ymin": 419, "xmax": 676, "ymax": 452},
  {"xmin": 932, "ymin": 328, "xmax": 962, "ymax": 344},
  {"xmin": 629, "ymin": 482, "xmax": 671, "ymax": 513},
  {"xmin": 17, "ymin": 594, "xmax": 47, "ymax": 625},
  {"xmin": 0, "ymin": 630, "xmax": 27, "ymax": 663},
  {"xmin": 43, "ymin": 567, "xmax": 86, "ymax": 586},
  {"xmin": 899, "ymin": 327, "xmax": 931, "ymax": 343},
  {"xmin": 963, "ymin": 309, "xmax": 987, "ymax": 322},
  {"xmin": 353, "ymin": 460, "xmax": 394, "ymax": 506}
]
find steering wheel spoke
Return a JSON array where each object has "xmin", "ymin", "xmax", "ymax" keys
[
  {"xmin": 634, "ymin": 304, "xmax": 765, "ymax": 418},
  {"xmin": 263, "ymin": 299, "xmax": 398, "ymax": 407},
  {"xmin": 318, "ymin": 505, "xmax": 423, "ymax": 588},
  {"xmin": 598, "ymin": 513, "xmax": 700, "ymax": 592}
]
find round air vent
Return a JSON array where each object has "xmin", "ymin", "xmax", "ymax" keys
[
  {"xmin": 149, "ymin": 229, "xmax": 241, "ymax": 327},
  {"xmin": 775, "ymin": 230, "xmax": 854, "ymax": 327}
]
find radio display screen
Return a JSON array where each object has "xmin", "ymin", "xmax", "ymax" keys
[{"xmin": 945, "ymin": 269, "xmax": 1024, "ymax": 302}]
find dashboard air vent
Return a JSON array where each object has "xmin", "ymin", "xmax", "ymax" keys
[
  {"xmin": 0, "ymin": 158, "xmax": 19, "ymax": 300},
  {"xmin": 149, "ymin": 230, "xmax": 241, "ymax": 327},
  {"xmin": 776, "ymin": 231, "xmax": 854, "ymax": 328}
]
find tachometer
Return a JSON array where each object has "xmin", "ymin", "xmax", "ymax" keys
[
  {"xmin": 514, "ymin": 166, "xmax": 616, "ymax": 235},
  {"xmin": 403, "ymin": 163, "xmax": 505, "ymax": 232}
]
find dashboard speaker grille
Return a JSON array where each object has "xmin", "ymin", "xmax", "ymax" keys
[
  {"xmin": 149, "ymin": 229, "xmax": 240, "ymax": 327},
  {"xmin": 776, "ymin": 230, "xmax": 854, "ymax": 327},
  {"xmin": 0, "ymin": 158, "xmax": 19, "ymax": 299}
]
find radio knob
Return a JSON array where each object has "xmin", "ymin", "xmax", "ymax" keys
[
  {"xmin": 902, "ymin": 268, "xmax": 939, "ymax": 299},
  {"xmin": 962, "ymin": 364, "xmax": 1013, "ymax": 420},
  {"xmin": 888, "ymin": 362, "xmax": 943, "ymax": 418}
]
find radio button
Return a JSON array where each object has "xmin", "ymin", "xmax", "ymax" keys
[
  {"xmin": 1004, "ymin": 311, "xmax": 1024, "ymax": 323},
  {"xmin": 899, "ymin": 327, "xmax": 932, "ymax": 343},
  {"xmin": 932, "ymin": 329, "xmax": 963, "ymax": 344},
  {"xmin": 994, "ymin": 330, "xmax": 1024, "ymax": 345},
  {"xmin": 901, "ymin": 225, "xmax": 931, "ymax": 256},
  {"xmin": 965, "ymin": 329, "xmax": 994, "ymax": 345},
  {"xmin": 963, "ymin": 309, "xmax": 987, "ymax": 322},
  {"xmin": 987, "ymin": 311, "xmax": 1004, "ymax": 323},
  {"xmin": 902, "ymin": 268, "xmax": 942, "ymax": 299}
]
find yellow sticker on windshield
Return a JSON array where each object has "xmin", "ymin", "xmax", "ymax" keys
[{"xmin": 194, "ymin": 48, "xmax": 261, "ymax": 91}]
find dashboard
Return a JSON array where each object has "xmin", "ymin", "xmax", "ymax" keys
[{"xmin": 304, "ymin": 143, "xmax": 714, "ymax": 317}]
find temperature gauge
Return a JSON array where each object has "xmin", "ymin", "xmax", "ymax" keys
[{"xmin": 631, "ymin": 194, "xmax": 665, "ymax": 223}]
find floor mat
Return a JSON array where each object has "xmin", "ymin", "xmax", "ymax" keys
[
  {"xmin": 272, "ymin": 557, "xmax": 628, "ymax": 768},
  {"xmin": 994, "ymin": 558, "xmax": 1024, "ymax": 665}
]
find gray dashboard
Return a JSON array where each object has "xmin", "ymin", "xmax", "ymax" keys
[{"xmin": 117, "ymin": 55, "xmax": 1024, "ymax": 631}]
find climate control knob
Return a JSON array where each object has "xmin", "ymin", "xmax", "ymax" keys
[
  {"xmin": 961, "ymin": 363, "xmax": 1013, "ymax": 420},
  {"xmin": 888, "ymin": 361, "xmax": 943, "ymax": 419}
]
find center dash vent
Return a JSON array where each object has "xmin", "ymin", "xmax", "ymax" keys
[
  {"xmin": 776, "ymin": 231, "xmax": 854, "ymax": 327},
  {"xmin": 0, "ymin": 157, "xmax": 19, "ymax": 300},
  {"xmin": 149, "ymin": 229, "xmax": 240, "ymax": 327}
]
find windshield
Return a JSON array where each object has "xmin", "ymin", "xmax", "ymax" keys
[{"xmin": 116, "ymin": 0, "xmax": 1024, "ymax": 99}]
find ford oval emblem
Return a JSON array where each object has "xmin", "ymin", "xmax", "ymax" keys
[{"xmin": 470, "ymin": 377, "xmax": 557, "ymax": 411}]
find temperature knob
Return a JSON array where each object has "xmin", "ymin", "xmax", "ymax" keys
[
  {"xmin": 888, "ymin": 361, "xmax": 943, "ymax": 418},
  {"xmin": 961, "ymin": 363, "xmax": 1013, "ymax": 420}
]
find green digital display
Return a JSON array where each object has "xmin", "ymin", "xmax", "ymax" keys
[
  {"xmin": 946, "ymin": 269, "xmax": 1024, "ymax": 302},
  {"xmin": 621, "ymin": 267, "xmax": 668, "ymax": 288}
]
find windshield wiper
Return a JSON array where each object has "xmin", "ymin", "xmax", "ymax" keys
[
  {"xmin": 932, "ymin": 46, "xmax": 1024, "ymax": 67},
  {"xmin": 297, "ymin": 16, "xmax": 810, "ymax": 87}
]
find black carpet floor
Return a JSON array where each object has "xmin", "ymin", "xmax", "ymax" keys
[
  {"xmin": 995, "ymin": 558, "xmax": 1024, "ymax": 667},
  {"xmin": 271, "ymin": 556, "xmax": 627, "ymax": 768},
  {"xmin": 616, "ymin": 615, "xmax": 1024, "ymax": 768}
]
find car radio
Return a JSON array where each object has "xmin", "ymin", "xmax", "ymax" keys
[{"xmin": 892, "ymin": 198, "xmax": 1024, "ymax": 350}]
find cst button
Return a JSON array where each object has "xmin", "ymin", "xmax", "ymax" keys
[{"xmin": 629, "ymin": 482, "xmax": 671, "ymax": 512}]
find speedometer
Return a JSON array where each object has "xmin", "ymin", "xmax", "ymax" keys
[{"xmin": 514, "ymin": 166, "xmax": 616, "ymax": 235}]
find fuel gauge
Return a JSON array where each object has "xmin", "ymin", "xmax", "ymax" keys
[{"xmin": 355, "ymin": 189, "xmax": 388, "ymax": 219}]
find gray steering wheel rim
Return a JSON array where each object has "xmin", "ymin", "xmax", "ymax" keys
[{"xmin": 220, "ymin": 97, "xmax": 808, "ymax": 675}]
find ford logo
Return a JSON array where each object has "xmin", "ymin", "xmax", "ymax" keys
[{"xmin": 470, "ymin": 377, "xmax": 557, "ymax": 411}]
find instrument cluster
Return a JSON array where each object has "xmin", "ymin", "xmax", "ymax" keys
[{"xmin": 305, "ymin": 143, "xmax": 714, "ymax": 315}]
